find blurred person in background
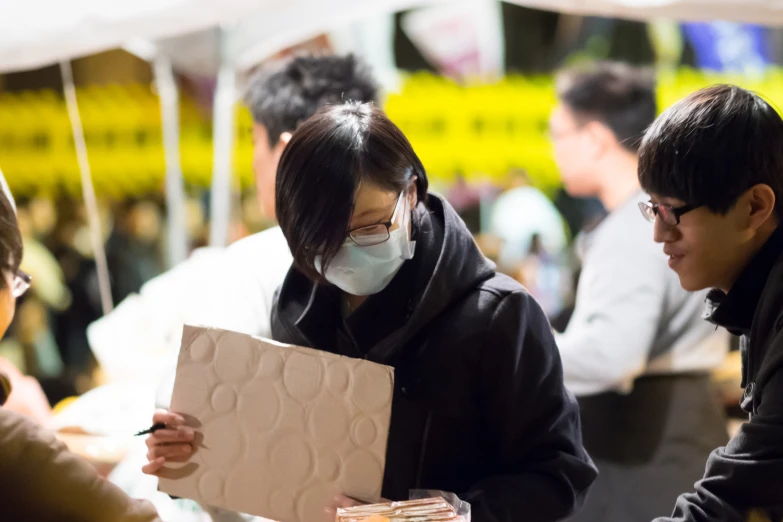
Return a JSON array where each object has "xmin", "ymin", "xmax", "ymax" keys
[
  {"xmin": 87, "ymin": 54, "xmax": 378, "ymax": 390},
  {"xmin": 105, "ymin": 199, "xmax": 164, "ymax": 305},
  {"xmin": 548, "ymin": 62, "xmax": 729, "ymax": 522},
  {"xmin": 144, "ymin": 102, "xmax": 597, "ymax": 522},
  {"xmin": 639, "ymin": 85, "xmax": 783, "ymax": 522},
  {"xmin": 0, "ymin": 174, "xmax": 161, "ymax": 522},
  {"xmin": 50, "ymin": 200, "xmax": 105, "ymax": 387},
  {"xmin": 486, "ymin": 170, "xmax": 570, "ymax": 319},
  {"xmin": 445, "ymin": 173, "xmax": 482, "ymax": 233}
]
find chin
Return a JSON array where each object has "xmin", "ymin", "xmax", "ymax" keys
[
  {"xmin": 561, "ymin": 182, "xmax": 592, "ymax": 198},
  {"xmin": 676, "ymin": 273, "xmax": 710, "ymax": 293}
]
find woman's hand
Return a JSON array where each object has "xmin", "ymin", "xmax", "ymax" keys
[
  {"xmin": 141, "ymin": 409, "xmax": 196, "ymax": 475},
  {"xmin": 0, "ymin": 357, "xmax": 51, "ymax": 424},
  {"xmin": 324, "ymin": 495, "xmax": 364, "ymax": 519}
]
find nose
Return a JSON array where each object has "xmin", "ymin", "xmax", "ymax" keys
[{"xmin": 653, "ymin": 217, "xmax": 677, "ymax": 244}]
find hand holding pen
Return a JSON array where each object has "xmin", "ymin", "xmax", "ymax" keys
[{"xmin": 140, "ymin": 409, "xmax": 196, "ymax": 476}]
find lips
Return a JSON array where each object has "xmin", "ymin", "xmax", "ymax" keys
[{"xmin": 664, "ymin": 249, "xmax": 685, "ymax": 270}]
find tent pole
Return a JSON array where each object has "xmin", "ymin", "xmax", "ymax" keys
[
  {"xmin": 154, "ymin": 55, "xmax": 188, "ymax": 267},
  {"xmin": 209, "ymin": 31, "xmax": 236, "ymax": 248},
  {"xmin": 59, "ymin": 60, "xmax": 114, "ymax": 316}
]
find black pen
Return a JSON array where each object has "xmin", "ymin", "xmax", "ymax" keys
[{"xmin": 134, "ymin": 422, "xmax": 166, "ymax": 437}]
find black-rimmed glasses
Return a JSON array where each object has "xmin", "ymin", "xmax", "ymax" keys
[
  {"xmin": 12, "ymin": 270, "xmax": 31, "ymax": 298},
  {"xmin": 348, "ymin": 191, "xmax": 406, "ymax": 247},
  {"xmin": 638, "ymin": 201, "xmax": 700, "ymax": 226}
]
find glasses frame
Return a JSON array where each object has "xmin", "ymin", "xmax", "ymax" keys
[
  {"xmin": 638, "ymin": 201, "xmax": 699, "ymax": 226},
  {"xmin": 347, "ymin": 190, "xmax": 406, "ymax": 247},
  {"xmin": 12, "ymin": 270, "xmax": 31, "ymax": 298}
]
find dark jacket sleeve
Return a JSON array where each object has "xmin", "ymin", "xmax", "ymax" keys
[
  {"xmin": 655, "ymin": 333, "xmax": 783, "ymax": 522},
  {"xmin": 0, "ymin": 408, "xmax": 161, "ymax": 522},
  {"xmin": 463, "ymin": 290, "xmax": 597, "ymax": 522}
]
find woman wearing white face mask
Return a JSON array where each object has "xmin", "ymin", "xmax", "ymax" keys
[{"xmin": 270, "ymin": 103, "xmax": 597, "ymax": 521}]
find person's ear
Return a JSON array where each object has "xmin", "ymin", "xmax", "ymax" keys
[
  {"xmin": 745, "ymin": 183, "xmax": 776, "ymax": 231},
  {"xmin": 278, "ymin": 131, "xmax": 293, "ymax": 150},
  {"xmin": 584, "ymin": 121, "xmax": 610, "ymax": 158}
]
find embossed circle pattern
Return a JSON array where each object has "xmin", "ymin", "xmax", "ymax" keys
[
  {"xmin": 271, "ymin": 489, "xmax": 297, "ymax": 521},
  {"xmin": 201, "ymin": 419, "xmax": 243, "ymax": 473},
  {"xmin": 211, "ymin": 384, "xmax": 237, "ymax": 414},
  {"xmin": 298, "ymin": 484, "xmax": 339, "ymax": 522},
  {"xmin": 309, "ymin": 395, "xmax": 349, "ymax": 444},
  {"xmin": 189, "ymin": 334, "xmax": 216, "ymax": 363},
  {"xmin": 173, "ymin": 365, "xmax": 211, "ymax": 412},
  {"xmin": 256, "ymin": 347, "xmax": 284, "ymax": 379},
  {"xmin": 325, "ymin": 361, "xmax": 350, "ymax": 394},
  {"xmin": 167, "ymin": 330, "xmax": 394, "ymax": 522},
  {"xmin": 215, "ymin": 335, "xmax": 256, "ymax": 383},
  {"xmin": 352, "ymin": 417, "xmax": 378, "ymax": 448},
  {"xmin": 225, "ymin": 462, "xmax": 273, "ymax": 513},
  {"xmin": 351, "ymin": 363, "xmax": 392, "ymax": 414},
  {"xmin": 342, "ymin": 449, "xmax": 384, "ymax": 497},
  {"xmin": 238, "ymin": 381, "xmax": 281, "ymax": 433},
  {"xmin": 279, "ymin": 396, "xmax": 307, "ymax": 431},
  {"xmin": 270, "ymin": 435, "xmax": 313, "ymax": 485},
  {"xmin": 316, "ymin": 453, "xmax": 341, "ymax": 482},
  {"xmin": 283, "ymin": 351, "xmax": 323, "ymax": 401},
  {"xmin": 198, "ymin": 471, "xmax": 224, "ymax": 505}
]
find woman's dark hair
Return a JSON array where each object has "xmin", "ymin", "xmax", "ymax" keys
[
  {"xmin": 639, "ymin": 84, "xmax": 783, "ymax": 217},
  {"xmin": 276, "ymin": 102, "xmax": 428, "ymax": 280},
  {"xmin": 0, "ymin": 189, "xmax": 22, "ymax": 289},
  {"xmin": 556, "ymin": 61, "xmax": 657, "ymax": 152}
]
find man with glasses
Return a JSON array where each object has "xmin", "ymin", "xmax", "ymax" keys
[
  {"xmin": 0, "ymin": 174, "xmax": 162, "ymax": 521},
  {"xmin": 639, "ymin": 85, "xmax": 783, "ymax": 521},
  {"xmin": 548, "ymin": 62, "xmax": 729, "ymax": 522}
]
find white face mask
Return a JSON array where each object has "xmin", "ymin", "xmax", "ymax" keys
[{"xmin": 316, "ymin": 192, "xmax": 416, "ymax": 296}]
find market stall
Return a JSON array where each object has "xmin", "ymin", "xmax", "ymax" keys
[{"xmin": 0, "ymin": 0, "xmax": 768, "ymax": 519}]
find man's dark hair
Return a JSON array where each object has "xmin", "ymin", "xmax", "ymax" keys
[
  {"xmin": 639, "ymin": 84, "xmax": 783, "ymax": 217},
  {"xmin": 556, "ymin": 61, "xmax": 657, "ymax": 152},
  {"xmin": 276, "ymin": 102, "xmax": 428, "ymax": 281},
  {"xmin": 243, "ymin": 54, "xmax": 379, "ymax": 148},
  {"xmin": 0, "ymin": 189, "xmax": 22, "ymax": 289}
]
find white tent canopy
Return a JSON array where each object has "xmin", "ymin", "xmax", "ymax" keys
[
  {"xmin": 2, "ymin": 0, "xmax": 783, "ymax": 74},
  {"xmin": 0, "ymin": 0, "xmax": 449, "ymax": 74}
]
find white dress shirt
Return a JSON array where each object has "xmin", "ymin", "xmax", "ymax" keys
[{"xmin": 87, "ymin": 226, "xmax": 292, "ymax": 387}]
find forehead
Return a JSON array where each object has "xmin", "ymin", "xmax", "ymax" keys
[{"xmin": 351, "ymin": 184, "xmax": 398, "ymax": 223}]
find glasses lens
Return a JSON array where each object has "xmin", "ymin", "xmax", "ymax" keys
[
  {"xmin": 638, "ymin": 202, "xmax": 655, "ymax": 223},
  {"xmin": 350, "ymin": 225, "xmax": 390, "ymax": 246},
  {"xmin": 12, "ymin": 271, "xmax": 30, "ymax": 298}
]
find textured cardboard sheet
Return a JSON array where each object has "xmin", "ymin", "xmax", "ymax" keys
[{"xmin": 158, "ymin": 326, "xmax": 394, "ymax": 522}]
